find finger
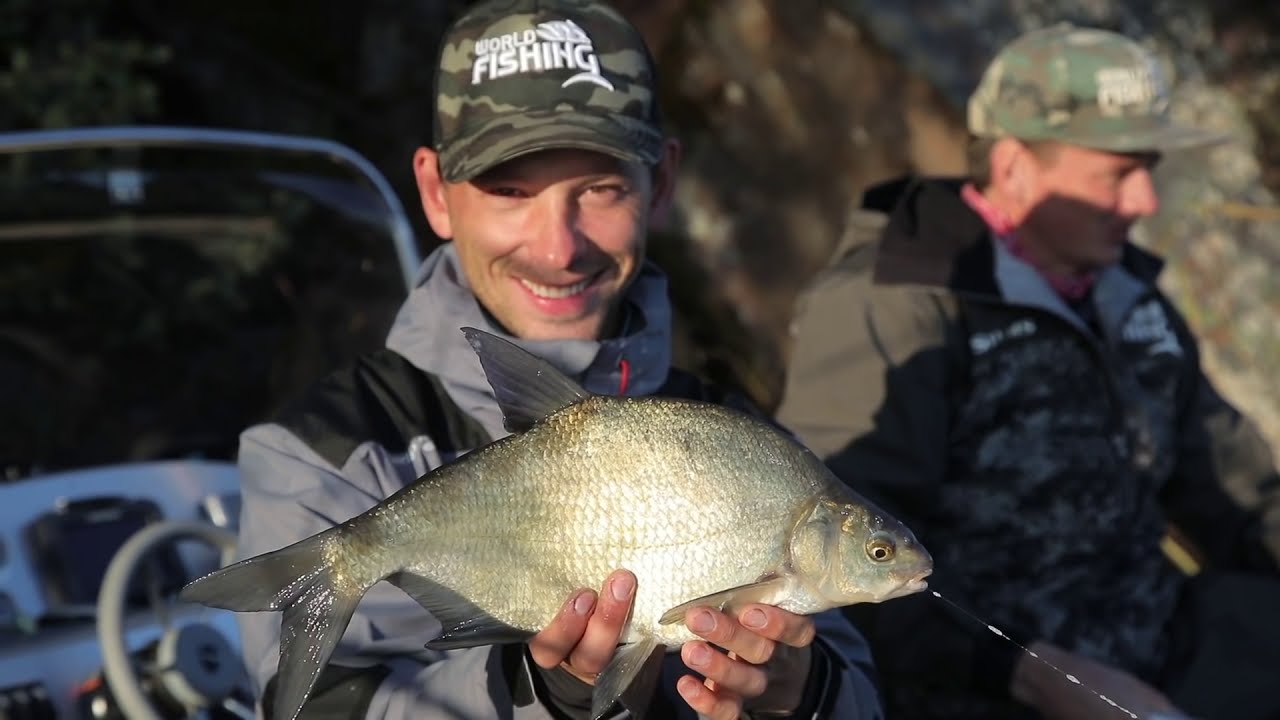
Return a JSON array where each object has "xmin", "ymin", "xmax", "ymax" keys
[
  {"xmin": 528, "ymin": 588, "xmax": 596, "ymax": 669},
  {"xmin": 686, "ymin": 606, "xmax": 774, "ymax": 665},
  {"xmin": 567, "ymin": 570, "xmax": 636, "ymax": 675},
  {"xmin": 735, "ymin": 605, "xmax": 817, "ymax": 649},
  {"xmin": 677, "ymin": 674, "xmax": 743, "ymax": 720},
  {"xmin": 682, "ymin": 641, "xmax": 768, "ymax": 700}
]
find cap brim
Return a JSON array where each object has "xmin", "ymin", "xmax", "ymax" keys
[
  {"xmin": 439, "ymin": 111, "xmax": 663, "ymax": 183},
  {"xmin": 1069, "ymin": 123, "xmax": 1231, "ymax": 153}
]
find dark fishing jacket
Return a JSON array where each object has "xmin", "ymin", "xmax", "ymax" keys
[{"xmin": 775, "ymin": 177, "xmax": 1280, "ymax": 720}]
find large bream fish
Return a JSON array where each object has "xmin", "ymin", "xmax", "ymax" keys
[{"xmin": 182, "ymin": 328, "xmax": 933, "ymax": 720}]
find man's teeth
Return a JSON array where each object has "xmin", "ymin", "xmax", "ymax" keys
[{"xmin": 520, "ymin": 277, "xmax": 592, "ymax": 299}]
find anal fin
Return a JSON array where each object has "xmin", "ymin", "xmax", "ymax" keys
[
  {"xmin": 658, "ymin": 576, "xmax": 793, "ymax": 626},
  {"xmin": 591, "ymin": 637, "xmax": 665, "ymax": 720},
  {"xmin": 388, "ymin": 571, "xmax": 533, "ymax": 649}
]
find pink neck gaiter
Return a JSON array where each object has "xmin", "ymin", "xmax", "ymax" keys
[{"xmin": 960, "ymin": 183, "xmax": 1095, "ymax": 301}]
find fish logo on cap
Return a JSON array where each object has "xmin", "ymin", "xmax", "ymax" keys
[{"xmin": 470, "ymin": 18, "xmax": 615, "ymax": 91}]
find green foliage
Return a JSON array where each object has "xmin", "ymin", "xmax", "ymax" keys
[{"xmin": 0, "ymin": 0, "xmax": 170, "ymax": 129}]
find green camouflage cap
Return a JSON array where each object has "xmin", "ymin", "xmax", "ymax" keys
[
  {"xmin": 433, "ymin": 0, "xmax": 664, "ymax": 183},
  {"xmin": 967, "ymin": 23, "xmax": 1226, "ymax": 152}
]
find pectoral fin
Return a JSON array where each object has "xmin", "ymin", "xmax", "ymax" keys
[
  {"xmin": 658, "ymin": 576, "xmax": 793, "ymax": 626},
  {"xmin": 591, "ymin": 637, "xmax": 665, "ymax": 720}
]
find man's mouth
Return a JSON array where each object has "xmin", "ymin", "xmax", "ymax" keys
[{"xmin": 518, "ymin": 275, "xmax": 595, "ymax": 299}]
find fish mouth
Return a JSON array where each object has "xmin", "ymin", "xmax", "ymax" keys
[
  {"xmin": 863, "ymin": 568, "xmax": 933, "ymax": 603},
  {"xmin": 896, "ymin": 569, "xmax": 933, "ymax": 597},
  {"xmin": 905, "ymin": 576, "xmax": 930, "ymax": 593}
]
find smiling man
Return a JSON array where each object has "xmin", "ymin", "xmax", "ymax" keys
[
  {"xmin": 231, "ymin": 1, "xmax": 885, "ymax": 719},
  {"xmin": 414, "ymin": 146, "xmax": 655, "ymax": 343}
]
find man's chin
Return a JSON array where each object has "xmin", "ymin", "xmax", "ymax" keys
[
  {"xmin": 505, "ymin": 314, "xmax": 609, "ymax": 342},
  {"xmin": 1095, "ymin": 245, "xmax": 1125, "ymax": 268},
  {"xmin": 1077, "ymin": 241, "xmax": 1125, "ymax": 272}
]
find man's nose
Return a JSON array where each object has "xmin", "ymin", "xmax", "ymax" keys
[
  {"xmin": 1121, "ymin": 167, "xmax": 1160, "ymax": 218},
  {"xmin": 527, "ymin": 197, "xmax": 582, "ymax": 270}
]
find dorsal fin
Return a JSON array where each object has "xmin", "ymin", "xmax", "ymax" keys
[{"xmin": 462, "ymin": 327, "xmax": 592, "ymax": 433}]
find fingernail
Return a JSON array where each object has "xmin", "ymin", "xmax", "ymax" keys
[
  {"xmin": 687, "ymin": 644, "xmax": 711, "ymax": 668},
  {"xmin": 678, "ymin": 675, "xmax": 703, "ymax": 700},
  {"xmin": 611, "ymin": 573, "xmax": 634, "ymax": 602},
  {"xmin": 573, "ymin": 591, "xmax": 595, "ymax": 615},
  {"xmin": 688, "ymin": 609, "xmax": 714, "ymax": 633},
  {"xmin": 742, "ymin": 608, "xmax": 767, "ymax": 629}
]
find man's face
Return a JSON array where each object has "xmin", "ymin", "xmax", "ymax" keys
[
  {"xmin": 1017, "ymin": 143, "xmax": 1161, "ymax": 274},
  {"xmin": 415, "ymin": 145, "xmax": 677, "ymax": 341}
]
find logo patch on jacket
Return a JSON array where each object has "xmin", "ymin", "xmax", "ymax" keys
[
  {"xmin": 970, "ymin": 318, "xmax": 1037, "ymax": 355},
  {"xmin": 1122, "ymin": 300, "xmax": 1182, "ymax": 357}
]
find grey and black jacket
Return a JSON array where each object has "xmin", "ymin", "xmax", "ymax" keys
[
  {"xmin": 775, "ymin": 177, "xmax": 1280, "ymax": 720},
  {"xmin": 234, "ymin": 242, "xmax": 886, "ymax": 720}
]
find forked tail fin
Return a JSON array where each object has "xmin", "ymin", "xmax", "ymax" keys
[{"xmin": 181, "ymin": 530, "xmax": 364, "ymax": 720}]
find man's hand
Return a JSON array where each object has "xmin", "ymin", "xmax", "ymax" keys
[
  {"xmin": 527, "ymin": 569, "xmax": 636, "ymax": 683},
  {"xmin": 677, "ymin": 604, "xmax": 817, "ymax": 720},
  {"xmin": 527, "ymin": 573, "xmax": 821, "ymax": 720},
  {"xmin": 1012, "ymin": 641, "xmax": 1189, "ymax": 720}
]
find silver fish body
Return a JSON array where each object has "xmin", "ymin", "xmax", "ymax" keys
[
  {"xmin": 182, "ymin": 328, "xmax": 932, "ymax": 720},
  {"xmin": 349, "ymin": 395, "xmax": 906, "ymax": 644}
]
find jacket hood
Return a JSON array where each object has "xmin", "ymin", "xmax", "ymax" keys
[{"xmin": 385, "ymin": 242, "xmax": 673, "ymax": 441}]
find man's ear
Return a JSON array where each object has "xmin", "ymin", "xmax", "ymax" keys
[
  {"xmin": 647, "ymin": 138, "xmax": 683, "ymax": 228},
  {"xmin": 988, "ymin": 137, "xmax": 1036, "ymax": 214},
  {"xmin": 413, "ymin": 147, "xmax": 453, "ymax": 240}
]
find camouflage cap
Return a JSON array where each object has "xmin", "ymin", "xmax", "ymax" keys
[
  {"xmin": 433, "ymin": 0, "xmax": 664, "ymax": 183},
  {"xmin": 967, "ymin": 23, "xmax": 1226, "ymax": 152}
]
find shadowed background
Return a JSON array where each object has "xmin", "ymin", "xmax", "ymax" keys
[{"xmin": 5, "ymin": 0, "xmax": 1278, "ymax": 453}]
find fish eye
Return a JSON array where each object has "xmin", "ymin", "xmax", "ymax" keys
[{"xmin": 866, "ymin": 533, "xmax": 896, "ymax": 562}]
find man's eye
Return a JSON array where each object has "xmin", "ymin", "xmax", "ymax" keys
[
  {"xmin": 584, "ymin": 184, "xmax": 629, "ymax": 200},
  {"xmin": 486, "ymin": 186, "xmax": 528, "ymax": 199}
]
